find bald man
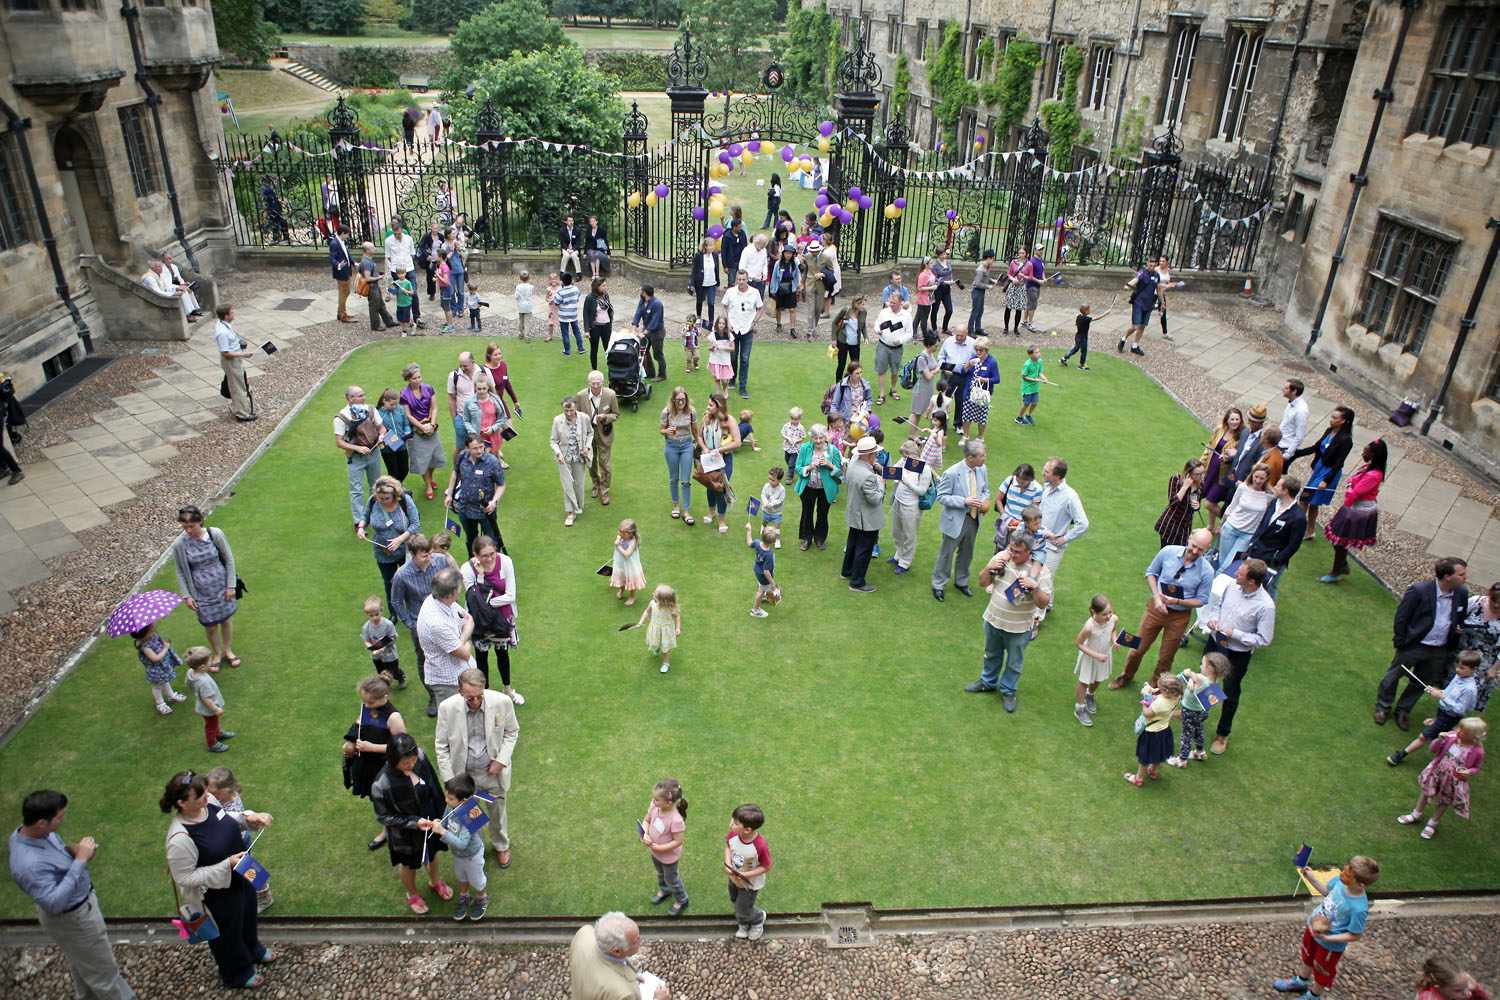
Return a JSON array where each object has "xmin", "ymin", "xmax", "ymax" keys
[
  {"xmin": 1108, "ymin": 528, "xmax": 1217, "ymax": 688},
  {"xmin": 576, "ymin": 371, "xmax": 619, "ymax": 504}
]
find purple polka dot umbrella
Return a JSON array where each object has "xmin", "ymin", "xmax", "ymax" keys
[{"xmin": 107, "ymin": 589, "xmax": 184, "ymax": 637}]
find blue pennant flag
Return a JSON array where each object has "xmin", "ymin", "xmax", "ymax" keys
[
  {"xmin": 1196, "ymin": 682, "xmax": 1228, "ymax": 709},
  {"xmin": 457, "ymin": 797, "xmax": 490, "ymax": 833},
  {"xmin": 445, "ymin": 513, "xmax": 462, "ymax": 534},
  {"xmin": 1294, "ymin": 843, "xmax": 1313, "ymax": 867},
  {"xmin": 746, "ymin": 496, "xmax": 761, "ymax": 517},
  {"xmin": 234, "ymin": 853, "xmax": 269, "ymax": 890}
]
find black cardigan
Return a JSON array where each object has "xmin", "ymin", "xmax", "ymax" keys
[{"xmin": 1292, "ymin": 429, "xmax": 1353, "ymax": 472}]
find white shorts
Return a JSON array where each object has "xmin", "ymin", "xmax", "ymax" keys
[{"xmin": 452, "ymin": 849, "xmax": 487, "ymax": 892}]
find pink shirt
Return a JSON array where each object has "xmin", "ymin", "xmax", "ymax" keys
[
  {"xmin": 644, "ymin": 803, "xmax": 686, "ymax": 864},
  {"xmin": 915, "ymin": 270, "xmax": 936, "ymax": 306},
  {"xmin": 1342, "ymin": 466, "xmax": 1383, "ymax": 504}
]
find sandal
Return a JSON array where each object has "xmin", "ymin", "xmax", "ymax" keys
[
  {"xmin": 1421, "ymin": 820, "xmax": 1438, "ymax": 840},
  {"xmin": 1123, "ymin": 772, "xmax": 1144, "ymax": 786},
  {"xmin": 601, "ymin": 495, "xmax": 610, "ymax": 505},
  {"xmin": 227, "ymin": 655, "xmax": 242, "ymax": 668},
  {"xmin": 1147, "ymin": 765, "xmax": 1159, "ymax": 780},
  {"xmin": 408, "ymin": 894, "xmax": 428, "ymax": 914},
  {"xmin": 425, "ymin": 487, "xmax": 435, "ymax": 500},
  {"xmin": 875, "ymin": 396, "xmax": 886, "ymax": 405},
  {"xmin": 650, "ymin": 891, "xmax": 670, "ymax": 905},
  {"xmin": 430, "ymin": 881, "xmax": 453, "ymax": 900},
  {"xmin": 1397, "ymin": 811, "xmax": 1422, "ymax": 825},
  {"xmin": 890, "ymin": 391, "xmax": 900, "ymax": 401},
  {"xmin": 242, "ymin": 972, "xmax": 266, "ymax": 989},
  {"xmin": 671, "ymin": 507, "xmax": 681, "ymax": 518},
  {"xmin": 684, "ymin": 514, "xmax": 695, "ymax": 525},
  {"xmin": 669, "ymin": 900, "xmax": 689, "ymax": 916},
  {"xmin": 256, "ymin": 949, "xmax": 278, "ymax": 964},
  {"xmin": 157, "ymin": 703, "xmax": 173, "ymax": 715},
  {"xmin": 718, "ymin": 524, "xmax": 729, "ymax": 533}
]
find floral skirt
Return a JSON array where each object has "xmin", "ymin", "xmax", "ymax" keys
[
  {"xmin": 1325, "ymin": 498, "xmax": 1378, "ymax": 550},
  {"xmin": 1418, "ymin": 753, "xmax": 1472, "ymax": 818}
]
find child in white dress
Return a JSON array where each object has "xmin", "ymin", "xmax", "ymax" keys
[
  {"xmin": 633, "ymin": 583, "xmax": 681, "ymax": 673},
  {"xmin": 611, "ymin": 518, "xmax": 646, "ymax": 605},
  {"xmin": 1073, "ymin": 595, "xmax": 1116, "ymax": 727}
]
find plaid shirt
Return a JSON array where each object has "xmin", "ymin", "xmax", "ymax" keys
[{"xmin": 1153, "ymin": 474, "xmax": 1199, "ymax": 547}]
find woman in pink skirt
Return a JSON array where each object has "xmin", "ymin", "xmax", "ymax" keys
[{"xmin": 1320, "ymin": 439, "xmax": 1386, "ymax": 583}]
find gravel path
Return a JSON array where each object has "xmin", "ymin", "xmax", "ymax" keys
[{"xmin": 5, "ymin": 910, "xmax": 1496, "ymax": 998}]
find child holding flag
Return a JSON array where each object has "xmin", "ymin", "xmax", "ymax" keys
[
  {"xmin": 1167, "ymin": 652, "xmax": 1229, "ymax": 767},
  {"xmin": 1274, "ymin": 856, "xmax": 1380, "ymax": 999},
  {"xmin": 760, "ymin": 467, "xmax": 786, "ymax": 546},
  {"xmin": 421, "ymin": 775, "xmax": 489, "ymax": 921},
  {"xmin": 1072, "ymin": 595, "xmax": 1117, "ymax": 727},
  {"xmin": 1124, "ymin": 673, "xmax": 1184, "ymax": 785},
  {"xmin": 640, "ymin": 777, "xmax": 689, "ymax": 916},
  {"xmin": 746, "ymin": 521, "xmax": 780, "ymax": 618},
  {"xmin": 1016, "ymin": 345, "xmax": 1046, "ymax": 426},
  {"xmin": 206, "ymin": 767, "xmax": 275, "ymax": 913}
]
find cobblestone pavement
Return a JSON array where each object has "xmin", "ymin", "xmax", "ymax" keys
[
  {"xmin": 2, "ymin": 269, "xmax": 1497, "ymax": 733},
  {"xmin": 4, "ymin": 908, "xmax": 1498, "ymax": 998}
]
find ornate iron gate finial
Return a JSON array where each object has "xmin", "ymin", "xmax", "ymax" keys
[
  {"xmin": 474, "ymin": 98, "xmax": 503, "ymax": 137},
  {"xmin": 666, "ymin": 29, "xmax": 709, "ymax": 89},
  {"xmin": 326, "ymin": 95, "xmax": 359, "ymax": 134},
  {"xmin": 837, "ymin": 31, "xmax": 882, "ymax": 94}
]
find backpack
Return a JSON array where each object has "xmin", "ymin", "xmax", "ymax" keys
[
  {"xmin": 898, "ymin": 356, "xmax": 920, "ymax": 390},
  {"xmin": 364, "ymin": 490, "xmax": 416, "ymax": 531},
  {"xmin": 466, "ymin": 578, "xmax": 513, "ymax": 642},
  {"xmin": 820, "ymin": 381, "xmax": 839, "ymax": 416},
  {"xmin": 918, "ymin": 476, "xmax": 939, "ymax": 511},
  {"xmin": 342, "ymin": 406, "xmax": 381, "ymax": 450}
]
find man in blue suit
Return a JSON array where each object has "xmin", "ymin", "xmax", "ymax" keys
[
  {"xmin": 330, "ymin": 224, "xmax": 355, "ymax": 324},
  {"xmin": 931, "ymin": 439, "xmax": 990, "ymax": 602},
  {"xmin": 1374, "ymin": 558, "xmax": 1469, "ymax": 730}
]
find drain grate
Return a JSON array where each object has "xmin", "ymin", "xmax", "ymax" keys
[
  {"xmin": 823, "ymin": 905, "xmax": 874, "ymax": 948},
  {"xmin": 273, "ymin": 298, "xmax": 314, "ymax": 311}
]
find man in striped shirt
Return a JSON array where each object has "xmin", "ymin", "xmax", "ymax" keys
[{"xmin": 555, "ymin": 273, "xmax": 583, "ymax": 357}]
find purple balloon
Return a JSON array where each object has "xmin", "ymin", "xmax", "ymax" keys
[
  {"xmin": 945, "ymin": 209, "xmax": 958, "ymax": 220},
  {"xmin": 707, "ymin": 224, "xmax": 724, "ymax": 239},
  {"xmin": 848, "ymin": 185, "xmax": 862, "ymax": 199},
  {"xmin": 718, "ymin": 151, "xmax": 732, "ymax": 165},
  {"xmin": 814, "ymin": 194, "xmax": 829, "ymax": 210},
  {"xmin": 818, "ymin": 120, "xmax": 835, "ymax": 137},
  {"xmin": 838, "ymin": 208, "xmax": 853, "ymax": 224},
  {"xmin": 893, "ymin": 197, "xmax": 907, "ymax": 209},
  {"xmin": 781, "ymin": 146, "xmax": 794, "ymax": 162},
  {"xmin": 692, "ymin": 206, "xmax": 706, "ymax": 221},
  {"xmin": 1056, "ymin": 217, "xmax": 1066, "ymax": 227},
  {"xmin": 709, "ymin": 184, "xmax": 723, "ymax": 195},
  {"xmin": 858, "ymin": 195, "xmax": 873, "ymax": 210},
  {"xmin": 728, "ymin": 143, "xmax": 743, "ymax": 157},
  {"xmin": 654, "ymin": 184, "xmax": 670, "ymax": 198}
]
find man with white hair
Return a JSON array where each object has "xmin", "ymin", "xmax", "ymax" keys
[
  {"xmin": 570, "ymin": 911, "xmax": 671, "ymax": 1000},
  {"xmin": 160, "ymin": 252, "xmax": 202, "ymax": 320},
  {"xmin": 576, "ymin": 371, "xmax": 619, "ymax": 505}
]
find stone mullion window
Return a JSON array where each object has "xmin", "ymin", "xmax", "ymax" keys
[
  {"xmin": 1217, "ymin": 29, "xmax": 1264, "ymax": 141},
  {"xmin": 119, "ymin": 104, "xmax": 159, "ymax": 198},
  {"xmin": 0, "ymin": 133, "xmax": 35, "ymax": 251},
  {"xmin": 1160, "ymin": 24, "xmax": 1199, "ymax": 125},
  {"xmin": 1415, "ymin": 11, "xmax": 1500, "ymax": 147},
  {"xmin": 1356, "ymin": 219, "xmax": 1457, "ymax": 355},
  {"xmin": 1087, "ymin": 45, "xmax": 1114, "ymax": 111}
]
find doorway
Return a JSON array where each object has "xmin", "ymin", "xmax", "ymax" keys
[{"xmin": 53, "ymin": 126, "xmax": 121, "ymax": 264}]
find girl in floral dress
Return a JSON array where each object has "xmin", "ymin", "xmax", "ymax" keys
[
  {"xmin": 1400, "ymin": 716, "xmax": 1486, "ymax": 840},
  {"xmin": 633, "ymin": 583, "xmax": 680, "ymax": 674}
]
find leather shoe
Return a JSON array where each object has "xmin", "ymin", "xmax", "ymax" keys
[
  {"xmin": 849, "ymin": 583, "xmax": 876, "ymax": 593},
  {"xmin": 1373, "ymin": 708, "xmax": 1389, "ymax": 725},
  {"xmin": 963, "ymin": 681, "xmax": 995, "ymax": 693},
  {"xmin": 1395, "ymin": 713, "xmax": 1410, "ymax": 731},
  {"xmin": 1106, "ymin": 676, "xmax": 1130, "ymax": 690},
  {"xmin": 815, "ymin": 540, "xmax": 825, "ymax": 550},
  {"xmin": 367, "ymin": 836, "xmax": 385, "ymax": 851},
  {"xmin": 932, "ymin": 588, "xmax": 945, "ymax": 602},
  {"xmin": 426, "ymin": 694, "xmax": 438, "ymax": 718},
  {"xmin": 799, "ymin": 539, "xmax": 810, "ymax": 551},
  {"xmin": 497, "ymin": 849, "xmax": 512, "ymax": 868},
  {"xmin": 956, "ymin": 585, "xmax": 973, "ymax": 597},
  {"xmin": 235, "ymin": 413, "xmax": 259, "ymax": 422}
]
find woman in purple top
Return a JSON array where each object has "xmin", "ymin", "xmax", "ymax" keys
[{"xmin": 399, "ymin": 363, "xmax": 446, "ymax": 500}]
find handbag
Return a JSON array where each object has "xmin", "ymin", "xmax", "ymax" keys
[
  {"xmin": 168, "ymin": 858, "xmax": 219, "ymax": 944},
  {"xmin": 219, "ymin": 377, "xmax": 231, "ymax": 400},
  {"xmin": 968, "ymin": 380, "xmax": 992, "ymax": 407},
  {"xmin": 210, "ymin": 527, "xmax": 247, "ymax": 599},
  {"xmin": 355, "ymin": 274, "xmax": 371, "ymax": 297},
  {"xmin": 918, "ymin": 477, "xmax": 939, "ymax": 511},
  {"xmin": 692, "ymin": 460, "xmax": 726, "ymax": 493}
]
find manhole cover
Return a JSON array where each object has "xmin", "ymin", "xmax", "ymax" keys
[{"xmin": 274, "ymin": 298, "xmax": 314, "ymax": 311}]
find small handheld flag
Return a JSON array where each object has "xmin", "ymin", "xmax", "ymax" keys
[
  {"xmin": 1116, "ymin": 630, "xmax": 1143, "ymax": 649},
  {"xmin": 381, "ymin": 430, "xmax": 400, "ymax": 449},
  {"xmin": 501, "ymin": 426, "xmax": 518, "ymax": 441},
  {"xmin": 1294, "ymin": 843, "xmax": 1313, "ymax": 867},
  {"xmin": 746, "ymin": 496, "xmax": 761, "ymax": 517},
  {"xmin": 619, "ymin": 623, "xmax": 637, "ymax": 632},
  {"xmin": 596, "ymin": 563, "xmax": 613, "ymax": 576},
  {"xmin": 261, "ymin": 341, "xmax": 278, "ymax": 355},
  {"xmin": 881, "ymin": 463, "xmax": 902, "ymax": 481},
  {"xmin": 1003, "ymin": 579, "xmax": 1030, "ymax": 604},
  {"xmin": 445, "ymin": 513, "xmax": 462, "ymax": 534},
  {"xmin": 1159, "ymin": 582, "xmax": 1185, "ymax": 599},
  {"xmin": 1401, "ymin": 664, "xmax": 1426, "ymax": 686},
  {"xmin": 636, "ymin": 820, "xmax": 646, "ymax": 839},
  {"xmin": 234, "ymin": 853, "xmax": 269, "ymax": 890},
  {"xmin": 892, "ymin": 415, "xmax": 908, "ymax": 425},
  {"xmin": 457, "ymin": 797, "xmax": 489, "ymax": 833},
  {"xmin": 1195, "ymin": 682, "xmax": 1227, "ymax": 709},
  {"xmin": 472, "ymin": 789, "xmax": 496, "ymax": 804},
  {"xmin": 904, "ymin": 458, "xmax": 926, "ymax": 474}
]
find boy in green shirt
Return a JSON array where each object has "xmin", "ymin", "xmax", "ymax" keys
[
  {"xmin": 1016, "ymin": 346, "xmax": 1043, "ymax": 426},
  {"xmin": 391, "ymin": 266, "xmax": 415, "ymax": 336}
]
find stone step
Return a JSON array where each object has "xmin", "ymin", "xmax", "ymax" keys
[{"xmin": 280, "ymin": 62, "xmax": 341, "ymax": 95}]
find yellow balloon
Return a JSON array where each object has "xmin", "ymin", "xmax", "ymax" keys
[
  {"xmin": 707, "ymin": 163, "xmax": 720, "ymax": 178},
  {"xmin": 709, "ymin": 202, "xmax": 723, "ymax": 217},
  {"xmin": 759, "ymin": 141, "xmax": 774, "ymax": 154},
  {"xmin": 645, "ymin": 191, "xmax": 659, "ymax": 207},
  {"xmin": 787, "ymin": 159, "xmax": 802, "ymax": 173},
  {"xmin": 627, "ymin": 191, "xmax": 642, "ymax": 208},
  {"xmin": 714, "ymin": 238, "xmax": 722, "ymax": 250},
  {"xmin": 741, "ymin": 151, "xmax": 754, "ymax": 165},
  {"xmin": 845, "ymin": 199, "xmax": 858, "ymax": 213},
  {"xmin": 819, "ymin": 212, "xmax": 834, "ymax": 227},
  {"xmin": 894, "ymin": 207, "xmax": 903, "ymax": 218},
  {"xmin": 800, "ymin": 156, "xmax": 815, "ymax": 169},
  {"xmin": 817, "ymin": 136, "xmax": 831, "ymax": 153},
  {"xmin": 884, "ymin": 204, "xmax": 898, "ymax": 219}
]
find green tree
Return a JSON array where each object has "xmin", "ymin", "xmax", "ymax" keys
[
  {"xmin": 680, "ymin": 0, "xmax": 779, "ymax": 97},
  {"xmin": 401, "ymin": 0, "xmax": 489, "ymax": 33},
  {"xmin": 450, "ymin": 0, "xmax": 571, "ymax": 79},
  {"xmin": 446, "ymin": 46, "xmax": 624, "ymax": 242},
  {"xmin": 891, "ymin": 53, "xmax": 911, "ymax": 115},
  {"xmin": 578, "ymin": 0, "xmax": 641, "ymax": 27},
  {"xmin": 780, "ymin": 0, "xmax": 834, "ymax": 103},
  {"xmin": 263, "ymin": 0, "xmax": 307, "ymax": 32},
  {"xmin": 994, "ymin": 39, "xmax": 1041, "ymax": 136},
  {"xmin": 927, "ymin": 21, "xmax": 976, "ymax": 150},
  {"xmin": 304, "ymin": 0, "xmax": 368, "ymax": 34},
  {"xmin": 214, "ymin": 0, "xmax": 282, "ymax": 65}
]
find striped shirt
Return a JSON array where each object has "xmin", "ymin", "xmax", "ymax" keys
[{"xmin": 554, "ymin": 285, "xmax": 580, "ymax": 323}]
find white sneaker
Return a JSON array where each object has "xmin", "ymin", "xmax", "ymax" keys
[
  {"xmin": 509, "ymin": 691, "xmax": 525, "ymax": 706},
  {"xmin": 747, "ymin": 923, "xmax": 765, "ymax": 941},
  {"xmin": 774, "ymin": 539, "xmax": 781, "ymax": 548},
  {"xmin": 734, "ymin": 927, "xmax": 749, "ymax": 939},
  {"xmin": 1073, "ymin": 704, "xmax": 1093, "ymax": 727},
  {"xmin": 750, "ymin": 608, "xmax": 769, "ymax": 618},
  {"xmin": 660, "ymin": 663, "xmax": 670, "ymax": 673}
]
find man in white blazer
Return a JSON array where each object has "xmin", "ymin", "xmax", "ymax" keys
[
  {"xmin": 435, "ymin": 668, "xmax": 520, "ymax": 867},
  {"xmin": 931, "ymin": 439, "xmax": 990, "ymax": 602}
]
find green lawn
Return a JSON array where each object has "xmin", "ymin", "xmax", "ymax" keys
[
  {"xmin": 276, "ymin": 27, "xmax": 683, "ymax": 49},
  {"xmin": 2, "ymin": 340, "xmax": 1494, "ymax": 919}
]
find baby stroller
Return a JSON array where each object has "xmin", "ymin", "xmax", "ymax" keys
[{"xmin": 606, "ymin": 333, "xmax": 652, "ymax": 412}]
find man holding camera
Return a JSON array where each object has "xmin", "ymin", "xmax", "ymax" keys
[{"xmin": 215, "ymin": 304, "xmax": 256, "ymax": 423}]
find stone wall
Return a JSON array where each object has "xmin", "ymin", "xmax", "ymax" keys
[{"xmin": 1281, "ymin": 1, "xmax": 1500, "ymax": 480}]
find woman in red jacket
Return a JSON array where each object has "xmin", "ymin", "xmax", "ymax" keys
[{"xmin": 1319, "ymin": 438, "xmax": 1387, "ymax": 583}]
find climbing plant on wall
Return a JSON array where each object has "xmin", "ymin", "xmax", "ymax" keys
[
  {"xmin": 1039, "ymin": 44, "xmax": 1084, "ymax": 169},
  {"xmin": 994, "ymin": 39, "xmax": 1041, "ymax": 137},
  {"xmin": 927, "ymin": 21, "xmax": 976, "ymax": 149}
]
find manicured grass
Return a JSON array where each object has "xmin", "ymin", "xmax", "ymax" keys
[
  {"xmin": 216, "ymin": 68, "xmax": 334, "ymax": 110},
  {"xmin": 276, "ymin": 27, "xmax": 685, "ymax": 49},
  {"xmin": 1, "ymin": 339, "xmax": 1494, "ymax": 919}
]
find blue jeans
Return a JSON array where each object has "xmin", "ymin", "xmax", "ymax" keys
[
  {"xmin": 347, "ymin": 449, "xmax": 383, "ymax": 523},
  {"xmin": 449, "ymin": 272, "xmax": 466, "ymax": 314},
  {"xmin": 1216, "ymin": 523, "xmax": 1253, "ymax": 568},
  {"xmin": 665, "ymin": 437, "xmax": 694, "ymax": 510},
  {"xmin": 980, "ymin": 621, "xmax": 1031, "ymax": 693},
  {"xmin": 731, "ymin": 331, "xmax": 753, "ymax": 392},
  {"xmin": 967, "ymin": 288, "xmax": 986, "ymax": 334},
  {"xmin": 695, "ymin": 285, "xmax": 716, "ymax": 323},
  {"xmin": 706, "ymin": 450, "xmax": 734, "ymax": 517},
  {"xmin": 560, "ymin": 320, "xmax": 583, "ymax": 353}
]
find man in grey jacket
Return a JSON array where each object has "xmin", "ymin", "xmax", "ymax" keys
[{"xmin": 841, "ymin": 436, "xmax": 886, "ymax": 593}]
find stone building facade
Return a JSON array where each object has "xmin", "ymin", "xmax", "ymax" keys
[
  {"xmin": 1283, "ymin": 0, "xmax": 1500, "ymax": 480},
  {"xmin": 1, "ymin": 0, "xmax": 231, "ymax": 398}
]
